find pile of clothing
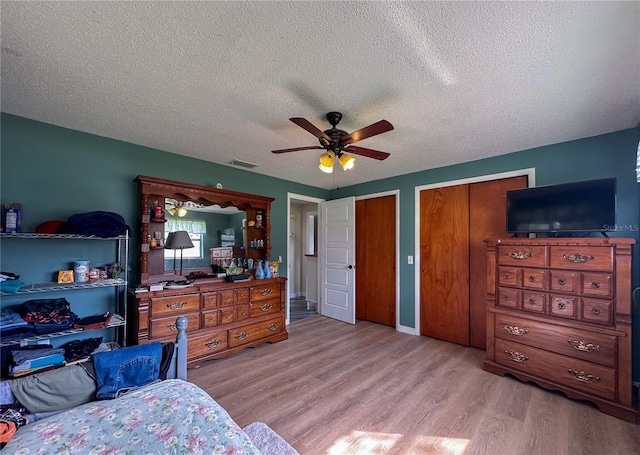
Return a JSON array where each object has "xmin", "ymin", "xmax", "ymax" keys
[{"xmin": 8, "ymin": 348, "xmax": 66, "ymax": 378}]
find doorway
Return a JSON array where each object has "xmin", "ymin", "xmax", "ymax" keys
[{"xmin": 287, "ymin": 193, "xmax": 324, "ymax": 323}]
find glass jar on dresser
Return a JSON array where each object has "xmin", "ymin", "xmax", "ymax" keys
[{"xmin": 483, "ymin": 237, "xmax": 636, "ymax": 422}]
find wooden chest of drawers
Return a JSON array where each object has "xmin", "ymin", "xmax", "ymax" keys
[
  {"xmin": 484, "ymin": 238, "xmax": 636, "ymax": 422},
  {"xmin": 129, "ymin": 277, "xmax": 287, "ymax": 368}
]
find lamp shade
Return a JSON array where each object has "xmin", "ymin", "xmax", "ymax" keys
[
  {"xmin": 339, "ymin": 153, "xmax": 355, "ymax": 170},
  {"xmin": 165, "ymin": 230, "xmax": 194, "ymax": 249},
  {"xmin": 319, "ymin": 151, "xmax": 335, "ymax": 173}
]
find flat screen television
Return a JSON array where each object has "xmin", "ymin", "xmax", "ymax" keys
[{"xmin": 506, "ymin": 178, "xmax": 616, "ymax": 235}]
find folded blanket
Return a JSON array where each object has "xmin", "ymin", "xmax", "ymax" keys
[
  {"xmin": 11, "ymin": 348, "xmax": 65, "ymax": 366},
  {"xmin": 0, "ymin": 309, "xmax": 28, "ymax": 329}
]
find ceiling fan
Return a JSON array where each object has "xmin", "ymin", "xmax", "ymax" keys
[{"xmin": 271, "ymin": 112, "xmax": 394, "ymax": 173}]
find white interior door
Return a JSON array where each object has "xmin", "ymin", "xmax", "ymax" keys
[{"xmin": 320, "ymin": 197, "xmax": 355, "ymax": 324}]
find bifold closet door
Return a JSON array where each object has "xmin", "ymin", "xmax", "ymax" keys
[
  {"xmin": 419, "ymin": 185, "xmax": 470, "ymax": 345},
  {"xmin": 355, "ymin": 195, "xmax": 396, "ymax": 326},
  {"xmin": 468, "ymin": 176, "xmax": 527, "ymax": 348},
  {"xmin": 419, "ymin": 176, "xmax": 527, "ymax": 348}
]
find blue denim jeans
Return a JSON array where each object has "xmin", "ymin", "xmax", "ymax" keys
[{"xmin": 92, "ymin": 342, "xmax": 162, "ymax": 399}]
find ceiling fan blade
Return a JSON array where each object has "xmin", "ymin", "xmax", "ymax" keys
[
  {"xmin": 271, "ymin": 145, "xmax": 324, "ymax": 154},
  {"xmin": 340, "ymin": 120, "xmax": 394, "ymax": 146},
  {"xmin": 290, "ymin": 117, "xmax": 332, "ymax": 143},
  {"xmin": 345, "ymin": 145, "xmax": 390, "ymax": 161}
]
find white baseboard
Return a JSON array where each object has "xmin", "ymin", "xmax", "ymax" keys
[{"xmin": 397, "ymin": 324, "xmax": 419, "ymax": 336}]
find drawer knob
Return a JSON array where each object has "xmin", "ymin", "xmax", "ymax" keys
[
  {"xmin": 591, "ymin": 307, "xmax": 601, "ymax": 315},
  {"xmin": 591, "ymin": 281, "xmax": 601, "ymax": 289},
  {"xmin": 207, "ymin": 316, "xmax": 215, "ymax": 322},
  {"xmin": 508, "ymin": 251, "xmax": 532, "ymax": 260},
  {"xmin": 167, "ymin": 323, "xmax": 177, "ymax": 331},
  {"xmin": 528, "ymin": 298, "xmax": 537, "ymax": 304},
  {"xmin": 505, "ymin": 350, "xmax": 528, "ymax": 363},
  {"xmin": 568, "ymin": 369, "xmax": 600, "ymax": 383},
  {"xmin": 234, "ymin": 331, "xmax": 249, "ymax": 341},
  {"xmin": 557, "ymin": 278, "xmax": 567, "ymax": 285},
  {"xmin": 205, "ymin": 339, "xmax": 222, "ymax": 348},
  {"xmin": 267, "ymin": 323, "xmax": 279, "ymax": 331},
  {"xmin": 557, "ymin": 302, "xmax": 567, "ymax": 310},
  {"xmin": 528, "ymin": 276, "xmax": 536, "ymax": 282},
  {"xmin": 503, "ymin": 295, "xmax": 511, "ymax": 301},
  {"xmin": 260, "ymin": 303, "xmax": 273, "ymax": 311},
  {"xmin": 168, "ymin": 302, "xmax": 187, "ymax": 310},
  {"xmin": 503, "ymin": 272, "xmax": 511, "ymax": 279},
  {"xmin": 567, "ymin": 340, "xmax": 600, "ymax": 352},
  {"xmin": 503, "ymin": 324, "xmax": 528, "ymax": 336},
  {"xmin": 260, "ymin": 289, "xmax": 273, "ymax": 296},
  {"xmin": 563, "ymin": 253, "xmax": 595, "ymax": 263}
]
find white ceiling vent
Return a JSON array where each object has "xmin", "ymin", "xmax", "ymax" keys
[{"xmin": 229, "ymin": 159, "xmax": 259, "ymax": 169}]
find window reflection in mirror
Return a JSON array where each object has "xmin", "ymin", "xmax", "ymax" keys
[{"xmin": 162, "ymin": 201, "xmax": 246, "ymax": 272}]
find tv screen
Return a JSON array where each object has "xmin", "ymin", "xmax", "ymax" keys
[{"xmin": 506, "ymin": 178, "xmax": 616, "ymax": 235}]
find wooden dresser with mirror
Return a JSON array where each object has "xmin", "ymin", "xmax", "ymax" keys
[{"xmin": 129, "ymin": 175, "xmax": 287, "ymax": 368}]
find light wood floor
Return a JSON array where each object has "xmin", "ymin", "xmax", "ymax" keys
[{"xmin": 189, "ymin": 316, "xmax": 640, "ymax": 455}]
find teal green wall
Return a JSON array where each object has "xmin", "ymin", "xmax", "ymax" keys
[
  {"xmin": 2, "ymin": 113, "xmax": 639, "ymax": 379},
  {"xmin": 0, "ymin": 113, "xmax": 330, "ymax": 283},
  {"xmin": 333, "ymin": 126, "xmax": 640, "ymax": 380}
]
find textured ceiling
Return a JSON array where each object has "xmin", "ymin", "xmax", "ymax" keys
[{"xmin": 2, "ymin": 1, "xmax": 639, "ymax": 190}]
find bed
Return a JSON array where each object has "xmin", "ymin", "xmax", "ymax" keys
[{"xmin": 1, "ymin": 317, "xmax": 298, "ymax": 454}]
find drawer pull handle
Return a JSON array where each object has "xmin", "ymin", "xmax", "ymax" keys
[
  {"xmin": 505, "ymin": 351, "xmax": 528, "ymax": 363},
  {"xmin": 591, "ymin": 307, "xmax": 601, "ymax": 315},
  {"xmin": 207, "ymin": 316, "xmax": 215, "ymax": 322},
  {"xmin": 234, "ymin": 331, "xmax": 249, "ymax": 341},
  {"xmin": 557, "ymin": 302, "xmax": 566, "ymax": 310},
  {"xmin": 205, "ymin": 340, "xmax": 222, "ymax": 348},
  {"xmin": 267, "ymin": 323, "xmax": 279, "ymax": 331},
  {"xmin": 168, "ymin": 302, "xmax": 187, "ymax": 310},
  {"xmin": 224, "ymin": 295, "xmax": 231, "ymax": 301},
  {"xmin": 503, "ymin": 272, "xmax": 511, "ymax": 279},
  {"xmin": 528, "ymin": 298, "xmax": 537, "ymax": 304},
  {"xmin": 558, "ymin": 278, "xmax": 566, "ymax": 285},
  {"xmin": 167, "ymin": 323, "xmax": 177, "ymax": 331},
  {"xmin": 502, "ymin": 295, "xmax": 511, "ymax": 301},
  {"xmin": 508, "ymin": 251, "xmax": 532, "ymax": 260},
  {"xmin": 567, "ymin": 340, "xmax": 600, "ymax": 352},
  {"xmin": 260, "ymin": 289, "xmax": 273, "ymax": 296},
  {"xmin": 528, "ymin": 276, "xmax": 536, "ymax": 282},
  {"xmin": 260, "ymin": 303, "xmax": 273, "ymax": 311},
  {"xmin": 591, "ymin": 281, "xmax": 600, "ymax": 289},
  {"xmin": 568, "ymin": 369, "xmax": 600, "ymax": 383},
  {"xmin": 504, "ymin": 325, "xmax": 528, "ymax": 336},
  {"xmin": 563, "ymin": 253, "xmax": 595, "ymax": 263}
]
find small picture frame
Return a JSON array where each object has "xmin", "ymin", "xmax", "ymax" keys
[{"xmin": 58, "ymin": 270, "xmax": 74, "ymax": 284}]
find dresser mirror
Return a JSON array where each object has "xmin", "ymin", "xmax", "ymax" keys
[{"xmin": 135, "ymin": 175, "xmax": 273, "ymax": 285}]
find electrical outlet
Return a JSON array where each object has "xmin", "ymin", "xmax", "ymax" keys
[
  {"xmin": 278, "ymin": 255, "xmax": 282, "ymax": 262},
  {"xmin": 408, "ymin": 255, "xmax": 413, "ymax": 265}
]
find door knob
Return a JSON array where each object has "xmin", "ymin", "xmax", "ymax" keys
[{"xmin": 347, "ymin": 265, "xmax": 353, "ymax": 269}]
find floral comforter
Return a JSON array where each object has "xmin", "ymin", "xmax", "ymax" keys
[{"xmin": 4, "ymin": 379, "xmax": 261, "ymax": 454}]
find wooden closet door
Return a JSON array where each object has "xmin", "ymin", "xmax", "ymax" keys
[
  {"xmin": 468, "ymin": 176, "xmax": 527, "ymax": 348},
  {"xmin": 355, "ymin": 195, "xmax": 396, "ymax": 326},
  {"xmin": 420, "ymin": 185, "xmax": 470, "ymax": 345}
]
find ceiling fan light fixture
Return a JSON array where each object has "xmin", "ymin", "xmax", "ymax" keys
[
  {"xmin": 339, "ymin": 153, "xmax": 356, "ymax": 171},
  {"xmin": 319, "ymin": 151, "xmax": 335, "ymax": 173}
]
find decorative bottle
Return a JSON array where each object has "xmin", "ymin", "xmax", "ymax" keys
[
  {"xmin": 255, "ymin": 260, "xmax": 265, "ymax": 279},
  {"xmin": 264, "ymin": 258, "xmax": 272, "ymax": 279}
]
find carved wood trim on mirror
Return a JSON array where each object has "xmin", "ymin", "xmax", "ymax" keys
[{"xmin": 135, "ymin": 175, "xmax": 274, "ymax": 285}]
